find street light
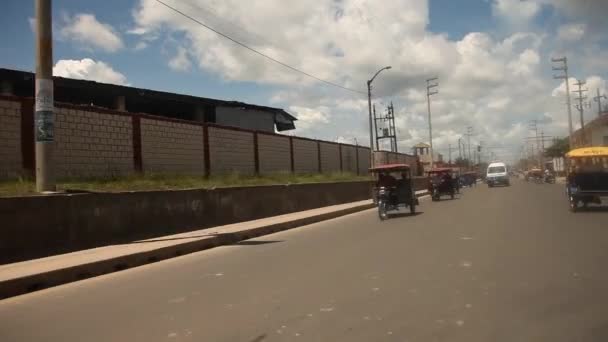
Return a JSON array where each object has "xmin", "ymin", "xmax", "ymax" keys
[{"xmin": 367, "ymin": 66, "xmax": 392, "ymax": 167}]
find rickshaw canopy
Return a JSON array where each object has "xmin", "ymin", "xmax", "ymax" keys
[
  {"xmin": 369, "ymin": 163, "xmax": 411, "ymax": 173},
  {"xmin": 427, "ymin": 167, "xmax": 452, "ymax": 173},
  {"xmin": 565, "ymin": 146, "xmax": 608, "ymax": 158}
]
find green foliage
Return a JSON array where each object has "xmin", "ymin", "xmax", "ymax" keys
[
  {"xmin": 0, "ymin": 172, "xmax": 372, "ymax": 197},
  {"xmin": 544, "ymin": 137, "xmax": 569, "ymax": 158}
]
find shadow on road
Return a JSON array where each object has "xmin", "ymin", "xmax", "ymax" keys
[
  {"xmin": 235, "ymin": 240, "xmax": 283, "ymax": 246},
  {"xmin": 574, "ymin": 206, "xmax": 608, "ymax": 213},
  {"xmin": 388, "ymin": 212, "xmax": 424, "ymax": 219}
]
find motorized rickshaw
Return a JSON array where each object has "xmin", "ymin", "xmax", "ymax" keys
[
  {"xmin": 370, "ymin": 163, "xmax": 418, "ymax": 220},
  {"xmin": 427, "ymin": 168, "xmax": 457, "ymax": 201},
  {"xmin": 565, "ymin": 147, "xmax": 608, "ymax": 212},
  {"xmin": 526, "ymin": 168, "xmax": 543, "ymax": 183},
  {"xmin": 460, "ymin": 171, "xmax": 477, "ymax": 187}
]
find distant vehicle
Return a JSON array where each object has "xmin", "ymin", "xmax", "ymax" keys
[
  {"xmin": 486, "ymin": 162, "xmax": 510, "ymax": 187},
  {"xmin": 427, "ymin": 168, "xmax": 457, "ymax": 201}
]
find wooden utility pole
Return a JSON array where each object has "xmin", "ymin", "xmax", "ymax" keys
[{"xmin": 35, "ymin": 0, "xmax": 55, "ymax": 192}]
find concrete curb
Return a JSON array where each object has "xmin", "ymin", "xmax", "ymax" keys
[
  {"xmin": 0, "ymin": 202, "xmax": 374, "ymax": 300},
  {"xmin": 0, "ymin": 191, "xmax": 432, "ymax": 300}
]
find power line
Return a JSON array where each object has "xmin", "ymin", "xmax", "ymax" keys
[{"xmin": 154, "ymin": 0, "xmax": 366, "ymax": 95}]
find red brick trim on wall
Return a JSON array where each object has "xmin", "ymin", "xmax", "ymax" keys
[
  {"xmin": 289, "ymin": 136, "xmax": 295, "ymax": 173},
  {"xmin": 132, "ymin": 116, "xmax": 143, "ymax": 173},
  {"xmin": 203, "ymin": 124, "xmax": 211, "ymax": 178},
  {"xmin": 253, "ymin": 132, "xmax": 260, "ymax": 175},
  {"xmin": 317, "ymin": 141, "xmax": 322, "ymax": 173},
  {"xmin": 355, "ymin": 146, "xmax": 360, "ymax": 175},
  {"xmin": 339, "ymin": 144, "xmax": 343, "ymax": 172}
]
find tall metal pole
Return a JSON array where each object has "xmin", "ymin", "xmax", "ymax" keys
[
  {"xmin": 426, "ymin": 77, "xmax": 438, "ymax": 169},
  {"xmin": 35, "ymin": 0, "xmax": 55, "ymax": 192},
  {"xmin": 593, "ymin": 88, "xmax": 606, "ymax": 117},
  {"xmin": 367, "ymin": 80, "xmax": 374, "ymax": 167},
  {"xmin": 573, "ymin": 79, "xmax": 588, "ymax": 146},
  {"xmin": 552, "ymin": 57, "xmax": 574, "ymax": 148},
  {"xmin": 448, "ymin": 144, "xmax": 452, "ymax": 165},
  {"xmin": 366, "ymin": 66, "xmax": 391, "ymax": 168},
  {"xmin": 466, "ymin": 126, "xmax": 473, "ymax": 169}
]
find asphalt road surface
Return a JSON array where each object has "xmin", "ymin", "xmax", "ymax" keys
[{"xmin": 2, "ymin": 179, "xmax": 608, "ymax": 342}]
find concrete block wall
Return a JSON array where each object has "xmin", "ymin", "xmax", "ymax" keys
[
  {"xmin": 341, "ymin": 145, "xmax": 357, "ymax": 173},
  {"xmin": 0, "ymin": 99, "xmax": 22, "ymax": 178},
  {"xmin": 358, "ymin": 147, "xmax": 370, "ymax": 174},
  {"xmin": 293, "ymin": 138, "xmax": 319, "ymax": 173},
  {"xmin": 208, "ymin": 126, "xmax": 255, "ymax": 175},
  {"xmin": 141, "ymin": 118, "xmax": 205, "ymax": 174},
  {"xmin": 257, "ymin": 133, "xmax": 290, "ymax": 174},
  {"xmin": 319, "ymin": 142, "xmax": 340, "ymax": 173},
  {"xmin": 54, "ymin": 107, "xmax": 133, "ymax": 178}
]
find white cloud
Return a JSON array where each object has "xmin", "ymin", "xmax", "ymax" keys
[
  {"xmin": 557, "ymin": 23, "xmax": 585, "ymax": 42},
  {"xmin": 53, "ymin": 58, "xmax": 129, "ymax": 85},
  {"xmin": 127, "ymin": 0, "xmax": 608, "ymax": 164},
  {"xmin": 168, "ymin": 47, "xmax": 192, "ymax": 71},
  {"xmin": 60, "ymin": 14, "xmax": 124, "ymax": 53},
  {"xmin": 492, "ymin": 0, "xmax": 541, "ymax": 27},
  {"xmin": 289, "ymin": 105, "xmax": 330, "ymax": 132}
]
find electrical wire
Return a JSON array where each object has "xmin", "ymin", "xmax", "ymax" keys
[{"xmin": 154, "ymin": 0, "xmax": 367, "ymax": 95}]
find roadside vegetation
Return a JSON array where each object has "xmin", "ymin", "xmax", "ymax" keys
[{"xmin": 0, "ymin": 172, "xmax": 371, "ymax": 197}]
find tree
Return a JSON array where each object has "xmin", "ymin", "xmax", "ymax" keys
[{"xmin": 545, "ymin": 137, "xmax": 569, "ymax": 158}]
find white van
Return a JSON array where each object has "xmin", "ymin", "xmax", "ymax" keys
[{"xmin": 486, "ymin": 162, "xmax": 510, "ymax": 187}]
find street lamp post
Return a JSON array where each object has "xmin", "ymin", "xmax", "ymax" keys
[
  {"xmin": 426, "ymin": 77, "xmax": 439, "ymax": 169},
  {"xmin": 367, "ymin": 66, "xmax": 391, "ymax": 168}
]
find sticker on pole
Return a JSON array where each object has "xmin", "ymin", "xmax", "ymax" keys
[
  {"xmin": 35, "ymin": 110, "xmax": 54, "ymax": 142},
  {"xmin": 35, "ymin": 79, "xmax": 54, "ymax": 142}
]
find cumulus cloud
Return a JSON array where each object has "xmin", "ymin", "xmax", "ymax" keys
[
  {"xmin": 126, "ymin": 0, "xmax": 608, "ymax": 163},
  {"xmin": 289, "ymin": 105, "xmax": 330, "ymax": 132},
  {"xmin": 492, "ymin": 0, "xmax": 541, "ymax": 27},
  {"xmin": 60, "ymin": 13, "xmax": 124, "ymax": 53},
  {"xmin": 53, "ymin": 58, "xmax": 129, "ymax": 85},
  {"xmin": 168, "ymin": 46, "xmax": 192, "ymax": 71},
  {"xmin": 557, "ymin": 23, "xmax": 586, "ymax": 42}
]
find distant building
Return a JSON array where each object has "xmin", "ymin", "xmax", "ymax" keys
[
  {"xmin": 412, "ymin": 142, "xmax": 443, "ymax": 171},
  {"xmin": 571, "ymin": 112, "xmax": 608, "ymax": 147},
  {"xmin": 0, "ymin": 68, "xmax": 296, "ymax": 133}
]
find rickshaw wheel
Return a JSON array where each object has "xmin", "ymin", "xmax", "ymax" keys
[
  {"xmin": 378, "ymin": 201, "xmax": 389, "ymax": 220},
  {"xmin": 569, "ymin": 197, "xmax": 578, "ymax": 212}
]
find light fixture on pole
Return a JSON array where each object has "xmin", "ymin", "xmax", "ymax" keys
[{"xmin": 367, "ymin": 66, "xmax": 392, "ymax": 167}]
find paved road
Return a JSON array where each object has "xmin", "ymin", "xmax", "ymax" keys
[{"xmin": 2, "ymin": 179, "xmax": 608, "ymax": 342}]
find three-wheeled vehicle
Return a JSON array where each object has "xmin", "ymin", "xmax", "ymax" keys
[
  {"xmin": 370, "ymin": 163, "xmax": 418, "ymax": 220},
  {"xmin": 526, "ymin": 168, "xmax": 543, "ymax": 183},
  {"xmin": 565, "ymin": 147, "xmax": 608, "ymax": 212},
  {"xmin": 427, "ymin": 168, "xmax": 457, "ymax": 201},
  {"xmin": 460, "ymin": 171, "xmax": 477, "ymax": 187}
]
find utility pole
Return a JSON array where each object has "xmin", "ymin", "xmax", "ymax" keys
[
  {"xmin": 448, "ymin": 144, "xmax": 452, "ymax": 165},
  {"xmin": 573, "ymin": 79, "xmax": 588, "ymax": 146},
  {"xmin": 426, "ymin": 77, "xmax": 439, "ymax": 169},
  {"xmin": 35, "ymin": 0, "xmax": 55, "ymax": 192},
  {"xmin": 372, "ymin": 103, "xmax": 379, "ymax": 150},
  {"xmin": 593, "ymin": 88, "xmax": 606, "ymax": 117},
  {"xmin": 552, "ymin": 57, "xmax": 574, "ymax": 148},
  {"xmin": 458, "ymin": 137, "xmax": 463, "ymax": 160},
  {"xmin": 465, "ymin": 126, "xmax": 474, "ymax": 169},
  {"xmin": 367, "ymin": 66, "xmax": 391, "ymax": 168}
]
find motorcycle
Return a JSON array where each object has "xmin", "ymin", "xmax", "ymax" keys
[{"xmin": 544, "ymin": 173, "xmax": 555, "ymax": 184}]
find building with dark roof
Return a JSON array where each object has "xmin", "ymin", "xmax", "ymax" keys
[{"xmin": 0, "ymin": 68, "xmax": 296, "ymax": 132}]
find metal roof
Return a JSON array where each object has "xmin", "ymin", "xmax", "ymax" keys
[{"xmin": 0, "ymin": 68, "xmax": 297, "ymax": 130}]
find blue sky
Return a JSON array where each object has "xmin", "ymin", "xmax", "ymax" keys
[{"xmin": 1, "ymin": 0, "xmax": 607, "ymax": 162}]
